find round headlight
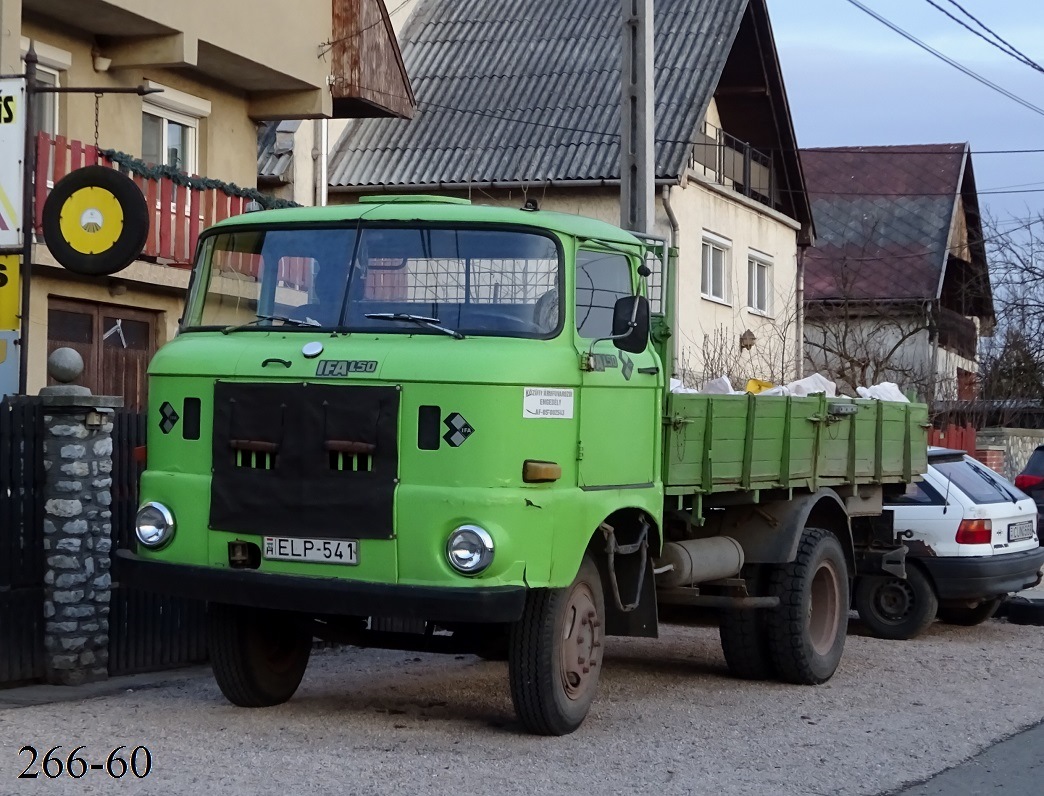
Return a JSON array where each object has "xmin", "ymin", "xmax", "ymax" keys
[
  {"xmin": 135, "ymin": 502, "xmax": 175, "ymax": 549},
  {"xmin": 446, "ymin": 525, "xmax": 494, "ymax": 575}
]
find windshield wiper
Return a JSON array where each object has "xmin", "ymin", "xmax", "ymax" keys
[
  {"xmin": 222, "ymin": 314, "xmax": 321, "ymax": 334},
  {"xmin": 364, "ymin": 313, "xmax": 465, "ymax": 340}
]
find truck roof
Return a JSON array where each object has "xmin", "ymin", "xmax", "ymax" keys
[{"xmin": 209, "ymin": 196, "xmax": 645, "ymax": 248}]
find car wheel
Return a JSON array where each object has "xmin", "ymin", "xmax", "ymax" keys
[
  {"xmin": 508, "ymin": 555, "xmax": 604, "ymax": 735},
  {"xmin": 854, "ymin": 566, "xmax": 938, "ymax": 640},
  {"xmin": 207, "ymin": 603, "xmax": 312, "ymax": 707},
  {"xmin": 766, "ymin": 527, "xmax": 849, "ymax": 684},
  {"xmin": 937, "ymin": 597, "xmax": 1002, "ymax": 626}
]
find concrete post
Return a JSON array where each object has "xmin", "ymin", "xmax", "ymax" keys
[
  {"xmin": 620, "ymin": 0, "xmax": 655, "ymax": 234},
  {"xmin": 38, "ymin": 348, "xmax": 123, "ymax": 685}
]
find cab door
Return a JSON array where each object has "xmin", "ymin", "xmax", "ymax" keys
[{"xmin": 574, "ymin": 248, "xmax": 661, "ymax": 488}]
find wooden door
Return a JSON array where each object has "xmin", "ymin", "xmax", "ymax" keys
[{"xmin": 47, "ymin": 299, "xmax": 157, "ymax": 411}]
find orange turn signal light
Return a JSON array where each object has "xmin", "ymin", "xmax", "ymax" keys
[{"xmin": 523, "ymin": 460, "xmax": 561, "ymax": 483}]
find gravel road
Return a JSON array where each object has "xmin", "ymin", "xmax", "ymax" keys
[{"xmin": 3, "ymin": 613, "xmax": 1044, "ymax": 796}]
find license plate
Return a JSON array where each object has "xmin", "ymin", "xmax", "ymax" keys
[
  {"xmin": 1008, "ymin": 521, "xmax": 1035, "ymax": 542},
  {"xmin": 263, "ymin": 536, "xmax": 358, "ymax": 565}
]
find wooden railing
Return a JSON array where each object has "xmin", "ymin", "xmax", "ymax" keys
[{"xmin": 33, "ymin": 133, "xmax": 253, "ymax": 267}]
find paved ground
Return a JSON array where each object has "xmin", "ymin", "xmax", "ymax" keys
[{"xmin": 3, "ymin": 613, "xmax": 1044, "ymax": 796}]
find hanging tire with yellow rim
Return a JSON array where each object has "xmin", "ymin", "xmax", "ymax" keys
[{"xmin": 41, "ymin": 165, "xmax": 149, "ymax": 277}]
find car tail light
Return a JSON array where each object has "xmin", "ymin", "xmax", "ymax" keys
[
  {"xmin": 956, "ymin": 519, "xmax": 992, "ymax": 545},
  {"xmin": 1015, "ymin": 474, "xmax": 1044, "ymax": 491}
]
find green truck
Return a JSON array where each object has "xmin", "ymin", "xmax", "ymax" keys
[{"xmin": 118, "ymin": 196, "xmax": 928, "ymax": 735}]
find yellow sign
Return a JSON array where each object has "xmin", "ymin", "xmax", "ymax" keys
[{"xmin": 0, "ymin": 254, "xmax": 19, "ymax": 330}]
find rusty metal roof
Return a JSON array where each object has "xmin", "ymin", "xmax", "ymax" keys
[
  {"xmin": 329, "ymin": 0, "xmax": 748, "ymax": 188},
  {"xmin": 802, "ymin": 144, "xmax": 972, "ymax": 303}
]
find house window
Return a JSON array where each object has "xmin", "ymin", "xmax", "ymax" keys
[
  {"xmin": 747, "ymin": 254, "xmax": 772, "ymax": 315},
  {"xmin": 142, "ymin": 107, "xmax": 196, "ymax": 172},
  {"xmin": 575, "ymin": 249, "xmax": 634, "ymax": 339},
  {"xmin": 21, "ymin": 39, "xmax": 72, "ymax": 138},
  {"xmin": 31, "ymin": 65, "xmax": 59, "ymax": 137},
  {"xmin": 701, "ymin": 234, "xmax": 731, "ymax": 304},
  {"xmin": 139, "ymin": 80, "xmax": 211, "ymax": 174}
]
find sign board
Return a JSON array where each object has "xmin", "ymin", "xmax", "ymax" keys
[
  {"xmin": 0, "ymin": 254, "xmax": 18, "ymax": 329},
  {"xmin": 0, "ymin": 78, "xmax": 25, "ymax": 249}
]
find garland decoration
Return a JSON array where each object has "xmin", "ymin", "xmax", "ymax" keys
[{"xmin": 99, "ymin": 149, "xmax": 301, "ymax": 210}]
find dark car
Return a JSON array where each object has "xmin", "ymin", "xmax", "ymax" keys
[{"xmin": 1015, "ymin": 445, "xmax": 1044, "ymax": 524}]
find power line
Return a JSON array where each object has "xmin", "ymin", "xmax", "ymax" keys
[
  {"xmin": 842, "ymin": 0, "xmax": 1044, "ymax": 118},
  {"xmin": 942, "ymin": 0, "xmax": 1044, "ymax": 74},
  {"xmin": 318, "ymin": 0, "xmax": 413, "ymax": 58},
  {"xmin": 921, "ymin": 0, "xmax": 1044, "ymax": 74}
]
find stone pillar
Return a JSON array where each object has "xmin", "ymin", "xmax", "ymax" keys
[{"xmin": 38, "ymin": 348, "xmax": 123, "ymax": 685}]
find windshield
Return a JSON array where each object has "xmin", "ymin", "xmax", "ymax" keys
[{"xmin": 183, "ymin": 225, "xmax": 562, "ymax": 338}]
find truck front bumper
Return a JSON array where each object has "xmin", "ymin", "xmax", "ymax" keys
[
  {"xmin": 920, "ymin": 547, "xmax": 1044, "ymax": 600},
  {"xmin": 115, "ymin": 550, "xmax": 527, "ymax": 624}
]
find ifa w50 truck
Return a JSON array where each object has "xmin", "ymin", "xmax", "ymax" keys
[{"xmin": 119, "ymin": 196, "xmax": 928, "ymax": 735}]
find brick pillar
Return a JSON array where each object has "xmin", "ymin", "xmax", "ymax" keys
[{"xmin": 39, "ymin": 395, "xmax": 123, "ymax": 686}]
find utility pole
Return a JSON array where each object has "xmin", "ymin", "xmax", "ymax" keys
[{"xmin": 620, "ymin": 0, "xmax": 654, "ymax": 235}]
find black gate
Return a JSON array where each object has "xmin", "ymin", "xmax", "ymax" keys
[
  {"xmin": 0, "ymin": 397, "xmax": 46, "ymax": 686},
  {"xmin": 108, "ymin": 410, "xmax": 207, "ymax": 675}
]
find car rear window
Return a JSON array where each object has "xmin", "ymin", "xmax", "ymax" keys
[
  {"xmin": 1022, "ymin": 447, "xmax": 1044, "ymax": 476},
  {"xmin": 932, "ymin": 459, "xmax": 1019, "ymax": 505}
]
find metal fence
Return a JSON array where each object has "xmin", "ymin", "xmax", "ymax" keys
[{"xmin": 0, "ymin": 397, "xmax": 46, "ymax": 686}]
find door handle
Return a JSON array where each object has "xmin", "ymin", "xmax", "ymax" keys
[{"xmin": 637, "ymin": 367, "xmax": 659, "ymax": 375}]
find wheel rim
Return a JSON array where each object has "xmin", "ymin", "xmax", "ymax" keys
[
  {"xmin": 559, "ymin": 581, "xmax": 602, "ymax": 701},
  {"xmin": 808, "ymin": 558, "xmax": 842, "ymax": 655},
  {"xmin": 872, "ymin": 579, "xmax": 915, "ymax": 623}
]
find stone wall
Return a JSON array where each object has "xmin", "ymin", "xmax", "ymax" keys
[
  {"xmin": 40, "ymin": 398, "xmax": 120, "ymax": 686},
  {"xmin": 976, "ymin": 427, "xmax": 1044, "ymax": 481}
]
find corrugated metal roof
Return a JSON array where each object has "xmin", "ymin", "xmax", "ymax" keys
[
  {"xmin": 329, "ymin": 0, "xmax": 747, "ymax": 188},
  {"xmin": 801, "ymin": 144, "xmax": 968, "ymax": 303}
]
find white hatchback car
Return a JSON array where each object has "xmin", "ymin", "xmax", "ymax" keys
[{"xmin": 854, "ymin": 448, "xmax": 1044, "ymax": 640}]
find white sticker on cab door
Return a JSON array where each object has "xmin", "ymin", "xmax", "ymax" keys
[{"xmin": 523, "ymin": 387, "xmax": 574, "ymax": 419}]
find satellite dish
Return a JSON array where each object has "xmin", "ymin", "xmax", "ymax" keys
[{"xmin": 41, "ymin": 165, "xmax": 149, "ymax": 276}]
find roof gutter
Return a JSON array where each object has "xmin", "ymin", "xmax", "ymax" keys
[{"xmin": 329, "ymin": 178, "xmax": 680, "ymax": 194}]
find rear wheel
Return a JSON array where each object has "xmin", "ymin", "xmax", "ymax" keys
[
  {"xmin": 207, "ymin": 603, "xmax": 312, "ymax": 707},
  {"xmin": 766, "ymin": 527, "xmax": 849, "ymax": 684},
  {"xmin": 854, "ymin": 566, "xmax": 938, "ymax": 640},
  {"xmin": 719, "ymin": 608, "xmax": 775, "ymax": 680},
  {"xmin": 937, "ymin": 597, "xmax": 1002, "ymax": 626},
  {"xmin": 508, "ymin": 555, "xmax": 605, "ymax": 735}
]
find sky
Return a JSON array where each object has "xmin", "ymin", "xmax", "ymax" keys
[{"xmin": 764, "ymin": 0, "xmax": 1044, "ymax": 227}]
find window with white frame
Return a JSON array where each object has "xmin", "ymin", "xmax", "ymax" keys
[
  {"xmin": 140, "ymin": 80, "xmax": 211, "ymax": 174},
  {"xmin": 701, "ymin": 234, "xmax": 731, "ymax": 303},
  {"xmin": 747, "ymin": 253, "xmax": 772, "ymax": 314},
  {"xmin": 21, "ymin": 39, "xmax": 72, "ymax": 138}
]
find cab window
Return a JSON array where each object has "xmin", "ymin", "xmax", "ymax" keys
[{"xmin": 575, "ymin": 250, "xmax": 633, "ymax": 339}]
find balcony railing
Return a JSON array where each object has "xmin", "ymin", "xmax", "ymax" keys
[
  {"xmin": 689, "ymin": 121, "xmax": 775, "ymax": 210},
  {"xmin": 937, "ymin": 307, "xmax": 978, "ymax": 361},
  {"xmin": 33, "ymin": 133, "xmax": 259, "ymax": 268}
]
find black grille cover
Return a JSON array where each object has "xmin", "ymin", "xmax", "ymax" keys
[{"xmin": 210, "ymin": 382, "xmax": 399, "ymax": 539}]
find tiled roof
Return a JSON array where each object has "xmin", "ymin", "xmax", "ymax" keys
[
  {"xmin": 257, "ymin": 120, "xmax": 301, "ymax": 182},
  {"xmin": 328, "ymin": 0, "xmax": 748, "ymax": 188},
  {"xmin": 801, "ymin": 144, "xmax": 968, "ymax": 302}
]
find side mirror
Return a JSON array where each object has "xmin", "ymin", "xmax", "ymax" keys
[{"xmin": 611, "ymin": 295, "xmax": 650, "ymax": 353}]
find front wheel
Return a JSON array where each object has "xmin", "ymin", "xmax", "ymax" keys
[
  {"xmin": 766, "ymin": 527, "xmax": 849, "ymax": 685},
  {"xmin": 508, "ymin": 555, "xmax": 605, "ymax": 735},
  {"xmin": 207, "ymin": 603, "xmax": 312, "ymax": 707},
  {"xmin": 937, "ymin": 597, "xmax": 1002, "ymax": 626},
  {"xmin": 854, "ymin": 566, "xmax": 938, "ymax": 640}
]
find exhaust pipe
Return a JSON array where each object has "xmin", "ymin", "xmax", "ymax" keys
[{"xmin": 655, "ymin": 536, "xmax": 745, "ymax": 588}]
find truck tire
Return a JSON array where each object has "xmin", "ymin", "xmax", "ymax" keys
[
  {"xmin": 508, "ymin": 555, "xmax": 604, "ymax": 735},
  {"xmin": 719, "ymin": 609, "xmax": 775, "ymax": 680},
  {"xmin": 854, "ymin": 566, "xmax": 938, "ymax": 640},
  {"xmin": 937, "ymin": 597, "xmax": 1002, "ymax": 626},
  {"xmin": 207, "ymin": 603, "xmax": 312, "ymax": 707},
  {"xmin": 766, "ymin": 527, "xmax": 849, "ymax": 685}
]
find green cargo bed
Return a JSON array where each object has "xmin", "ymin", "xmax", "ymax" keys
[{"xmin": 663, "ymin": 393, "xmax": 929, "ymax": 495}]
